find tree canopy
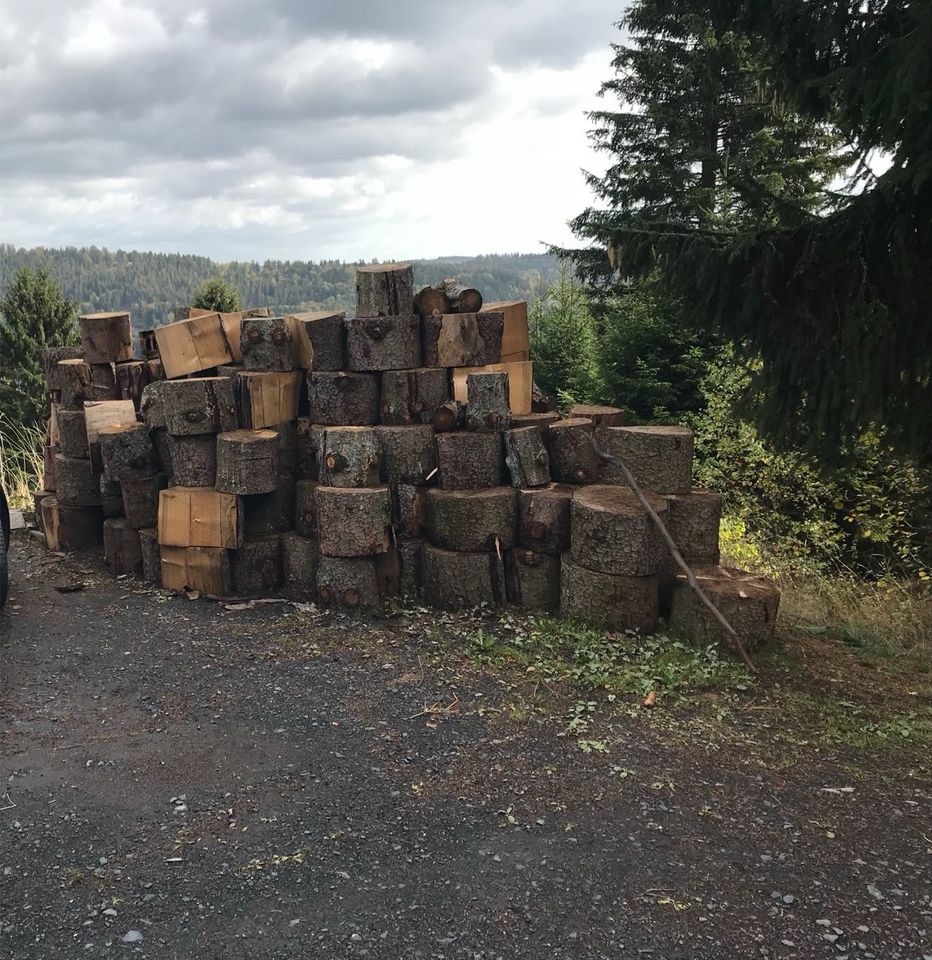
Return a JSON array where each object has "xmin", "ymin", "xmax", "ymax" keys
[{"xmin": 192, "ymin": 276, "xmax": 243, "ymax": 313}]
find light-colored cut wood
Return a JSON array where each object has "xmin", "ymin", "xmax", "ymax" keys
[
  {"xmin": 83, "ymin": 400, "xmax": 138, "ymax": 445},
  {"xmin": 154, "ymin": 313, "xmax": 234, "ymax": 379},
  {"xmin": 160, "ymin": 545, "xmax": 233, "ymax": 595},
  {"xmin": 236, "ymin": 371, "xmax": 302, "ymax": 429},
  {"xmin": 482, "ymin": 300, "xmax": 528, "ymax": 359},
  {"xmin": 452, "ymin": 361, "xmax": 532, "ymax": 415},
  {"xmin": 157, "ymin": 486, "xmax": 241, "ymax": 548}
]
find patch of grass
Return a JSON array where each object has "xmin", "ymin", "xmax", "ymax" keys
[{"xmin": 0, "ymin": 413, "xmax": 44, "ymax": 510}]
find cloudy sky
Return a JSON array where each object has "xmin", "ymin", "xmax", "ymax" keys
[{"xmin": 0, "ymin": 0, "xmax": 621, "ymax": 262}]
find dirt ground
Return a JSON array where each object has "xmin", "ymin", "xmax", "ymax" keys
[{"xmin": 1, "ymin": 532, "xmax": 930, "ymax": 960}]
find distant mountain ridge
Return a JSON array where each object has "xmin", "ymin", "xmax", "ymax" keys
[{"xmin": 0, "ymin": 244, "xmax": 561, "ymax": 330}]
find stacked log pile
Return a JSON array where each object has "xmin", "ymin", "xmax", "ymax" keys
[{"xmin": 32, "ymin": 265, "xmax": 780, "ymax": 650}]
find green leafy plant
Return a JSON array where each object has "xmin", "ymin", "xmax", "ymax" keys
[{"xmin": 192, "ymin": 275, "xmax": 242, "ymax": 312}]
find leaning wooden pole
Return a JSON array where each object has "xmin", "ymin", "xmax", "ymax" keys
[{"xmin": 596, "ymin": 446, "xmax": 757, "ymax": 673}]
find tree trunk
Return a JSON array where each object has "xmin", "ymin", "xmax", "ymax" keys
[
  {"xmin": 232, "ymin": 535, "xmax": 283, "ymax": 596},
  {"xmin": 421, "ymin": 312, "xmax": 503, "ymax": 367},
  {"xmin": 424, "ymin": 487, "xmax": 517, "ymax": 552},
  {"xmin": 431, "ymin": 400, "xmax": 466, "ymax": 433},
  {"xmin": 89, "ymin": 363, "xmax": 120, "ymax": 401},
  {"xmin": 598, "ymin": 425, "xmax": 694, "ymax": 494},
  {"xmin": 139, "ymin": 528, "xmax": 161, "ymax": 583},
  {"xmin": 295, "ymin": 479, "xmax": 319, "ymax": 536},
  {"xmin": 244, "ymin": 478, "xmax": 296, "ymax": 536},
  {"xmin": 547, "ymin": 417, "xmax": 602, "ymax": 484},
  {"xmin": 240, "ymin": 317, "xmax": 295, "ymax": 372},
  {"xmin": 560, "ymin": 559, "xmax": 659, "ymax": 632},
  {"xmin": 421, "ymin": 545, "xmax": 505, "ymax": 610},
  {"xmin": 435, "ymin": 431, "xmax": 503, "ymax": 489},
  {"xmin": 115, "ymin": 361, "xmax": 151, "ymax": 409},
  {"xmin": 41, "ymin": 498, "xmax": 103, "ymax": 551},
  {"xmin": 161, "ymin": 377, "xmax": 238, "ymax": 436},
  {"xmin": 380, "ymin": 368, "xmax": 449, "ymax": 425},
  {"xmin": 216, "ymin": 429, "xmax": 280, "ymax": 495},
  {"xmin": 295, "ymin": 312, "xmax": 346, "ymax": 371},
  {"xmin": 376, "ymin": 426, "xmax": 436, "ymax": 484},
  {"xmin": 307, "ymin": 371, "xmax": 380, "ymax": 425},
  {"xmin": 414, "ymin": 285, "xmax": 450, "ymax": 318},
  {"xmin": 517, "ymin": 483, "xmax": 574, "ymax": 554},
  {"xmin": 79, "ymin": 312, "xmax": 133, "ymax": 363},
  {"xmin": 58, "ymin": 410, "xmax": 89, "ymax": 459},
  {"xmin": 103, "ymin": 518, "xmax": 143, "ymax": 576},
  {"xmin": 346, "ymin": 314, "xmax": 421, "ymax": 371},
  {"xmin": 55, "ymin": 455, "xmax": 102, "ymax": 505},
  {"xmin": 121, "ymin": 474, "xmax": 168, "ymax": 529},
  {"xmin": 160, "ymin": 545, "xmax": 233, "ymax": 595},
  {"xmin": 236, "ymin": 371, "xmax": 302, "ymax": 429},
  {"xmin": 56, "ymin": 359, "xmax": 93, "ymax": 409},
  {"xmin": 99, "ymin": 476, "xmax": 123, "ymax": 519},
  {"xmin": 465, "ymin": 371, "xmax": 511, "ymax": 432},
  {"xmin": 390, "ymin": 484, "xmax": 425, "ymax": 539},
  {"xmin": 315, "ymin": 486, "xmax": 390, "ymax": 557},
  {"xmin": 99, "ymin": 423, "xmax": 158, "ymax": 482},
  {"xmin": 167, "ymin": 434, "xmax": 217, "ymax": 486},
  {"xmin": 355, "ymin": 262, "xmax": 415, "ymax": 318},
  {"xmin": 319, "ymin": 426, "xmax": 382, "ymax": 487},
  {"xmin": 282, "ymin": 531, "xmax": 319, "ymax": 601},
  {"xmin": 568, "ymin": 404, "xmax": 625, "ymax": 429},
  {"xmin": 296, "ymin": 419, "xmax": 324, "ymax": 479},
  {"xmin": 506, "ymin": 549, "xmax": 560, "ymax": 610},
  {"xmin": 435, "ymin": 278, "xmax": 483, "ymax": 313},
  {"xmin": 504, "ymin": 426, "xmax": 550, "ymax": 487}
]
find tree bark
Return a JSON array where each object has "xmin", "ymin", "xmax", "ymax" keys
[
  {"xmin": 152, "ymin": 429, "xmax": 174, "ymax": 482},
  {"xmin": 43, "ymin": 444, "xmax": 59, "ymax": 490},
  {"xmin": 435, "ymin": 278, "xmax": 483, "ymax": 313},
  {"xmin": 121, "ymin": 474, "xmax": 167, "ymax": 529},
  {"xmin": 55, "ymin": 455, "xmax": 102, "ymax": 506},
  {"xmin": 355, "ymin": 262, "xmax": 415, "ymax": 318},
  {"xmin": 397, "ymin": 539, "xmax": 422, "ymax": 597},
  {"xmin": 380, "ymin": 368, "xmax": 449, "ymax": 425},
  {"xmin": 560, "ymin": 559, "xmax": 659, "ymax": 632},
  {"xmin": 316, "ymin": 556, "xmax": 382, "ymax": 612},
  {"xmin": 547, "ymin": 417, "xmax": 602, "ymax": 484},
  {"xmin": 421, "ymin": 545, "xmax": 505, "ymax": 610},
  {"xmin": 504, "ymin": 426, "xmax": 551, "ymax": 488},
  {"xmin": 295, "ymin": 312, "xmax": 346, "ymax": 371},
  {"xmin": 517, "ymin": 483, "xmax": 574, "ymax": 555},
  {"xmin": 414, "ymin": 285, "xmax": 450, "ymax": 318},
  {"xmin": 510, "ymin": 411, "xmax": 560, "ymax": 435},
  {"xmin": 103, "ymin": 518, "xmax": 143, "ymax": 576},
  {"xmin": 244, "ymin": 478, "xmax": 296, "ymax": 536},
  {"xmin": 296, "ymin": 419, "xmax": 324, "ymax": 479},
  {"xmin": 390, "ymin": 484, "xmax": 425, "ymax": 539},
  {"xmin": 465, "ymin": 371, "xmax": 511, "ymax": 432},
  {"xmin": 79, "ymin": 312, "xmax": 133, "ymax": 363},
  {"xmin": 424, "ymin": 487, "xmax": 517, "ymax": 553},
  {"xmin": 346, "ymin": 314, "xmax": 421, "ymax": 371},
  {"xmin": 315, "ymin": 486, "xmax": 390, "ymax": 557},
  {"xmin": 307, "ymin": 371, "xmax": 380, "ymax": 425},
  {"xmin": 139, "ymin": 527, "xmax": 161, "ymax": 583},
  {"xmin": 282, "ymin": 531, "xmax": 319, "ymax": 601},
  {"xmin": 33, "ymin": 490, "xmax": 54, "ymax": 531},
  {"xmin": 99, "ymin": 423, "xmax": 158, "ymax": 482},
  {"xmin": 240, "ymin": 317, "xmax": 296, "ymax": 372},
  {"xmin": 568, "ymin": 404, "xmax": 625, "ymax": 429},
  {"xmin": 598, "ymin": 425, "xmax": 694, "ymax": 494},
  {"xmin": 231, "ymin": 535, "xmax": 283, "ymax": 596},
  {"xmin": 58, "ymin": 410, "xmax": 89, "ymax": 459},
  {"xmin": 319, "ymin": 426, "xmax": 382, "ymax": 487},
  {"xmin": 661, "ymin": 489, "xmax": 722, "ymax": 565},
  {"xmin": 376, "ymin": 426, "xmax": 436, "ymax": 484},
  {"xmin": 161, "ymin": 377, "xmax": 238, "ymax": 436},
  {"xmin": 43, "ymin": 346, "xmax": 83, "ymax": 383},
  {"xmin": 431, "ymin": 400, "xmax": 466, "ymax": 433},
  {"xmin": 506, "ymin": 549, "xmax": 560, "ymax": 610},
  {"xmin": 421, "ymin": 312, "xmax": 503, "ymax": 367},
  {"xmin": 41, "ymin": 498, "xmax": 104, "ymax": 551},
  {"xmin": 167, "ymin": 434, "xmax": 217, "ymax": 486},
  {"xmin": 56, "ymin": 359, "xmax": 93, "ymax": 409},
  {"xmin": 295, "ymin": 479, "xmax": 319, "ymax": 536},
  {"xmin": 235, "ymin": 371, "xmax": 302, "ymax": 429},
  {"xmin": 89, "ymin": 363, "xmax": 120, "ymax": 401},
  {"xmin": 140, "ymin": 380, "xmax": 168, "ymax": 430},
  {"xmin": 435, "ymin": 431, "xmax": 503, "ymax": 489},
  {"xmin": 216, "ymin": 429, "xmax": 280, "ymax": 495},
  {"xmin": 115, "ymin": 361, "xmax": 151, "ymax": 409},
  {"xmin": 99, "ymin": 476, "xmax": 123, "ymax": 519}
]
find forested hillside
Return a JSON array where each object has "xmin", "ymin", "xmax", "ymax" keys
[{"xmin": 0, "ymin": 245, "xmax": 560, "ymax": 330}]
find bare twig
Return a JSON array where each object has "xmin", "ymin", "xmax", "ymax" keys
[{"xmin": 408, "ymin": 694, "xmax": 460, "ymax": 721}]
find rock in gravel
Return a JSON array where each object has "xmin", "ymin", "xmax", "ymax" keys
[{"xmin": 122, "ymin": 929, "xmax": 143, "ymax": 942}]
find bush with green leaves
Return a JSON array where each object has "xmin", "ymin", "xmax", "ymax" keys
[{"xmin": 192, "ymin": 276, "xmax": 242, "ymax": 313}]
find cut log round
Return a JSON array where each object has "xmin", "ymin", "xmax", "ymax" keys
[
  {"xmin": 244, "ymin": 478, "xmax": 296, "ymax": 537},
  {"xmin": 504, "ymin": 426, "xmax": 550, "ymax": 488},
  {"xmin": 599, "ymin": 425, "xmax": 694, "ymax": 494},
  {"xmin": 346, "ymin": 315, "xmax": 421, "ymax": 371},
  {"xmin": 115, "ymin": 360, "xmax": 151, "ymax": 409},
  {"xmin": 89, "ymin": 363, "xmax": 120, "ymax": 401},
  {"xmin": 99, "ymin": 423, "xmax": 157, "ymax": 482},
  {"xmin": 295, "ymin": 479, "xmax": 319, "ymax": 537},
  {"xmin": 55, "ymin": 455, "xmax": 102, "ymax": 506},
  {"xmin": 465, "ymin": 371, "xmax": 511, "ymax": 432},
  {"xmin": 435, "ymin": 432, "xmax": 503, "ymax": 489},
  {"xmin": 414, "ymin": 285, "xmax": 450, "ymax": 318},
  {"xmin": 506, "ymin": 549, "xmax": 561, "ymax": 610},
  {"xmin": 103, "ymin": 518, "xmax": 143, "ymax": 576},
  {"xmin": 317, "ymin": 556, "xmax": 382, "ymax": 612},
  {"xmin": 421, "ymin": 545, "xmax": 505, "ymax": 610},
  {"xmin": 43, "ymin": 346, "xmax": 83, "ymax": 384},
  {"xmin": 43, "ymin": 444, "xmax": 59, "ymax": 490},
  {"xmin": 307, "ymin": 371, "xmax": 380, "ymax": 425},
  {"xmin": 424, "ymin": 487, "xmax": 517, "ymax": 552},
  {"xmin": 431, "ymin": 399, "xmax": 466, "ymax": 433},
  {"xmin": 161, "ymin": 377, "xmax": 238, "ymax": 436},
  {"xmin": 380, "ymin": 367, "xmax": 450, "ymax": 425},
  {"xmin": 668, "ymin": 565, "xmax": 780, "ymax": 650},
  {"xmin": 376, "ymin": 426, "xmax": 436, "ymax": 485},
  {"xmin": 282, "ymin": 531, "xmax": 319, "ymax": 601},
  {"xmin": 79, "ymin": 312, "xmax": 133, "ymax": 364},
  {"xmin": 315, "ymin": 486, "xmax": 390, "ymax": 557},
  {"xmin": 297, "ymin": 312, "xmax": 346, "ymax": 371},
  {"xmin": 568, "ymin": 404, "xmax": 625, "ymax": 428},
  {"xmin": 57, "ymin": 410, "xmax": 89, "ymax": 459},
  {"xmin": 240, "ymin": 317, "xmax": 295, "ymax": 372},
  {"xmin": 216, "ymin": 429, "xmax": 280, "ymax": 495},
  {"xmin": 422, "ymin": 312, "xmax": 503, "ymax": 367},
  {"xmin": 167, "ymin": 434, "xmax": 217, "ymax": 486},
  {"xmin": 319, "ymin": 426, "xmax": 381, "ymax": 487},
  {"xmin": 232, "ymin": 535, "xmax": 283, "ymax": 596},
  {"xmin": 391, "ymin": 484, "xmax": 424, "ymax": 539},
  {"xmin": 661, "ymin": 489, "xmax": 722, "ymax": 563},
  {"xmin": 355, "ymin": 262, "xmax": 415, "ymax": 318},
  {"xmin": 41, "ymin": 498, "xmax": 104, "ymax": 551},
  {"xmin": 121, "ymin": 474, "xmax": 167, "ymax": 529},
  {"xmin": 140, "ymin": 380, "xmax": 168, "ymax": 430},
  {"xmin": 99, "ymin": 476, "xmax": 123, "ymax": 519},
  {"xmin": 517, "ymin": 483, "xmax": 574, "ymax": 554},
  {"xmin": 397, "ymin": 539, "xmax": 423, "ymax": 597},
  {"xmin": 296, "ymin": 419, "xmax": 324, "ymax": 479},
  {"xmin": 570, "ymin": 484, "xmax": 667, "ymax": 576},
  {"xmin": 510, "ymin": 411, "xmax": 560, "ymax": 436},
  {"xmin": 560, "ymin": 559, "xmax": 659, "ymax": 632},
  {"xmin": 56, "ymin": 359, "xmax": 93, "ymax": 409},
  {"xmin": 435, "ymin": 278, "xmax": 483, "ymax": 314},
  {"xmin": 547, "ymin": 417, "xmax": 602, "ymax": 484},
  {"xmin": 139, "ymin": 528, "xmax": 161, "ymax": 583}
]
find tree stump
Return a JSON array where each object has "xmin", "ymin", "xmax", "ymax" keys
[
  {"xmin": 376, "ymin": 426, "xmax": 436, "ymax": 485},
  {"xmin": 43, "ymin": 445, "xmax": 59, "ymax": 490},
  {"xmin": 282, "ymin": 531, "xmax": 319, "ymax": 601},
  {"xmin": 346, "ymin": 315, "xmax": 421, "ymax": 371},
  {"xmin": 435, "ymin": 432, "xmax": 503, "ymax": 489},
  {"xmin": 79, "ymin": 312, "xmax": 133, "ymax": 363},
  {"xmin": 414, "ymin": 285, "xmax": 450, "ymax": 318},
  {"xmin": 661, "ymin": 489, "xmax": 722, "ymax": 565},
  {"xmin": 504, "ymin": 426, "xmax": 550, "ymax": 487},
  {"xmin": 355, "ymin": 262, "xmax": 415, "ymax": 317},
  {"xmin": 297, "ymin": 312, "xmax": 346, "ymax": 371},
  {"xmin": 161, "ymin": 377, "xmax": 238, "ymax": 436},
  {"xmin": 547, "ymin": 418, "xmax": 602, "ymax": 484},
  {"xmin": 122, "ymin": 474, "xmax": 167, "ymax": 529},
  {"xmin": 41, "ymin": 498, "xmax": 104, "ymax": 551},
  {"xmin": 244, "ymin": 478, "xmax": 296, "ymax": 536},
  {"xmin": 424, "ymin": 487, "xmax": 517, "ymax": 552},
  {"xmin": 421, "ymin": 545, "xmax": 505, "ymax": 610},
  {"xmin": 316, "ymin": 556, "xmax": 382, "ymax": 613},
  {"xmin": 216, "ymin": 429, "xmax": 280, "ymax": 495},
  {"xmin": 422, "ymin": 312, "xmax": 503, "ymax": 367},
  {"xmin": 295, "ymin": 479, "xmax": 319, "ymax": 537},
  {"xmin": 397, "ymin": 539, "xmax": 423, "ymax": 597},
  {"xmin": 570, "ymin": 485, "xmax": 667, "ymax": 576},
  {"xmin": 560, "ymin": 560, "xmax": 659, "ymax": 632},
  {"xmin": 115, "ymin": 360, "xmax": 151, "ymax": 408},
  {"xmin": 307, "ymin": 371, "xmax": 380, "ymax": 425},
  {"xmin": 431, "ymin": 400, "xmax": 466, "ymax": 433},
  {"xmin": 435, "ymin": 278, "xmax": 483, "ymax": 313},
  {"xmin": 99, "ymin": 423, "xmax": 158, "ymax": 482},
  {"xmin": 140, "ymin": 380, "xmax": 168, "ymax": 430},
  {"xmin": 668, "ymin": 565, "xmax": 780, "ymax": 650},
  {"xmin": 160, "ymin": 546, "xmax": 233, "ymax": 596},
  {"xmin": 89, "ymin": 363, "xmax": 120, "ymax": 401},
  {"xmin": 380, "ymin": 368, "xmax": 450, "ymax": 425},
  {"xmin": 315, "ymin": 486, "xmax": 390, "ymax": 557},
  {"xmin": 103, "ymin": 518, "xmax": 143, "ymax": 576},
  {"xmin": 296, "ymin": 419, "xmax": 324, "ymax": 479},
  {"xmin": 568, "ymin": 404, "xmax": 625, "ymax": 429},
  {"xmin": 100, "ymin": 476, "xmax": 124, "ymax": 519},
  {"xmin": 391, "ymin": 484, "xmax": 425, "ymax": 539},
  {"xmin": 506, "ymin": 549, "xmax": 561, "ymax": 610},
  {"xmin": 56, "ymin": 359, "xmax": 93, "ymax": 409},
  {"xmin": 232, "ymin": 536, "xmax": 283, "ymax": 596},
  {"xmin": 320, "ymin": 427, "xmax": 381, "ymax": 487},
  {"xmin": 511, "ymin": 411, "xmax": 560, "ymax": 435},
  {"xmin": 55, "ymin": 455, "xmax": 102, "ymax": 506},
  {"xmin": 465, "ymin": 371, "xmax": 511, "ymax": 432},
  {"xmin": 167, "ymin": 434, "xmax": 217, "ymax": 486},
  {"xmin": 240, "ymin": 317, "xmax": 295, "ymax": 372},
  {"xmin": 517, "ymin": 483, "xmax": 574, "ymax": 554},
  {"xmin": 58, "ymin": 410, "xmax": 89, "ymax": 459},
  {"xmin": 599, "ymin": 425, "xmax": 694, "ymax": 494},
  {"xmin": 139, "ymin": 528, "xmax": 161, "ymax": 583}
]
